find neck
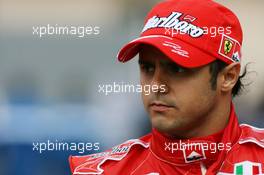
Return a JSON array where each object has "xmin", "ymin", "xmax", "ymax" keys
[{"xmin": 195, "ymin": 99, "xmax": 231, "ymax": 137}]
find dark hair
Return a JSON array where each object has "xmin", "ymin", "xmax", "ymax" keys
[{"xmin": 209, "ymin": 60, "xmax": 248, "ymax": 97}]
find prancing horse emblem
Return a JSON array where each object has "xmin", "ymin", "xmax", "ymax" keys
[{"xmin": 224, "ymin": 39, "xmax": 233, "ymax": 55}]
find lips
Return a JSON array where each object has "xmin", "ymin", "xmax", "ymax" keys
[{"xmin": 149, "ymin": 101, "xmax": 174, "ymax": 112}]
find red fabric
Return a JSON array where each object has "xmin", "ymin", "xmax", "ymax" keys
[
  {"xmin": 150, "ymin": 127, "xmax": 224, "ymax": 166},
  {"xmin": 117, "ymin": 0, "xmax": 243, "ymax": 68},
  {"xmin": 69, "ymin": 104, "xmax": 264, "ymax": 174}
]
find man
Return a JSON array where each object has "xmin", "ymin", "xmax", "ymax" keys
[{"xmin": 69, "ymin": 0, "xmax": 264, "ymax": 174}]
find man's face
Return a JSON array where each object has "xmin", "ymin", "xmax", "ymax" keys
[{"xmin": 139, "ymin": 45, "xmax": 218, "ymax": 138}]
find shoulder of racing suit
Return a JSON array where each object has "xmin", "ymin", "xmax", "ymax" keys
[
  {"xmin": 69, "ymin": 124, "xmax": 264, "ymax": 175},
  {"xmin": 239, "ymin": 124, "xmax": 264, "ymax": 148},
  {"xmin": 69, "ymin": 134, "xmax": 151, "ymax": 175},
  {"xmin": 216, "ymin": 124, "xmax": 264, "ymax": 175}
]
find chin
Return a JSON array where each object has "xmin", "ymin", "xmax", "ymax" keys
[
  {"xmin": 151, "ymin": 116, "xmax": 174, "ymax": 132},
  {"xmin": 151, "ymin": 114, "xmax": 186, "ymax": 134}
]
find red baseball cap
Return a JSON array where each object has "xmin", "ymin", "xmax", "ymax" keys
[{"xmin": 117, "ymin": 0, "xmax": 243, "ymax": 68}]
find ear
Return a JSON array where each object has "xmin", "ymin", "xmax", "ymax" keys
[{"xmin": 219, "ymin": 63, "xmax": 241, "ymax": 93}]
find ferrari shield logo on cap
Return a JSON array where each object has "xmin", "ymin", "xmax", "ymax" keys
[{"xmin": 218, "ymin": 34, "xmax": 241, "ymax": 63}]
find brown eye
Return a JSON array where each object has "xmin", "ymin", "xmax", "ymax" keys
[
  {"xmin": 140, "ymin": 63, "xmax": 155, "ymax": 73},
  {"xmin": 138, "ymin": 59, "xmax": 155, "ymax": 74}
]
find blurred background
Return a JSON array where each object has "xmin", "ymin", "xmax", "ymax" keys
[{"xmin": 0, "ymin": 0, "xmax": 263, "ymax": 174}]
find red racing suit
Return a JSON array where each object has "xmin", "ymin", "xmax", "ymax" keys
[{"xmin": 69, "ymin": 104, "xmax": 264, "ymax": 175}]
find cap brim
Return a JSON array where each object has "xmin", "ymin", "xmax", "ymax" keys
[{"xmin": 117, "ymin": 35, "xmax": 216, "ymax": 68}]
